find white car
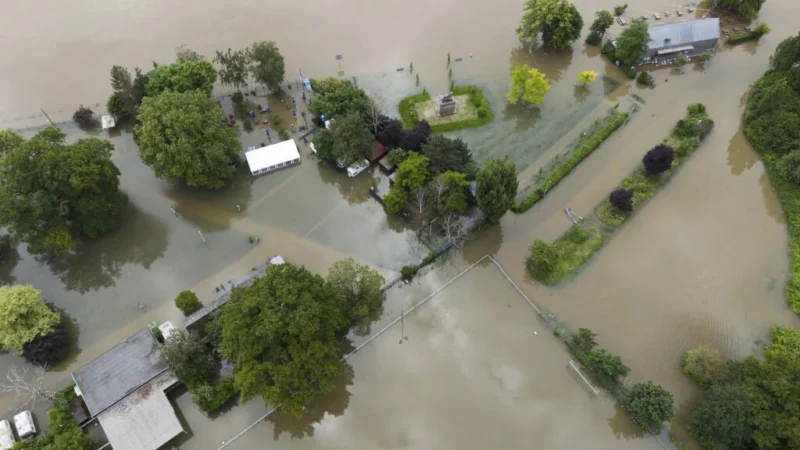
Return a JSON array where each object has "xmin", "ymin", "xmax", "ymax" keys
[
  {"xmin": 309, "ymin": 142, "xmax": 317, "ymax": 154},
  {"xmin": 0, "ymin": 420, "xmax": 15, "ymax": 450},
  {"xmin": 14, "ymin": 411, "xmax": 36, "ymax": 439},
  {"xmin": 347, "ymin": 159, "xmax": 370, "ymax": 178}
]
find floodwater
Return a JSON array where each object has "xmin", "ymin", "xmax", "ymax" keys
[
  {"xmin": 1, "ymin": 0, "xmax": 800, "ymax": 447},
  {"xmin": 175, "ymin": 262, "xmax": 662, "ymax": 450}
]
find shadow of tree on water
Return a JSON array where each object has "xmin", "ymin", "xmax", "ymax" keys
[{"xmin": 502, "ymin": 102, "xmax": 542, "ymax": 132}]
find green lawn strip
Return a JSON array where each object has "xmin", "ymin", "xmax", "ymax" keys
[
  {"xmin": 596, "ymin": 106, "xmax": 712, "ymax": 227},
  {"xmin": 397, "ymin": 85, "xmax": 493, "ymax": 132},
  {"xmin": 512, "ymin": 111, "xmax": 629, "ymax": 213},
  {"xmin": 528, "ymin": 225, "xmax": 603, "ymax": 285}
]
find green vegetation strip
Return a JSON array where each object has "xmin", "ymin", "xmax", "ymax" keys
[
  {"xmin": 726, "ymin": 31, "xmax": 760, "ymax": 45},
  {"xmin": 512, "ymin": 111, "xmax": 629, "ymax": 213},
  {"xmin": 597, "ymin": 104, "xmax": 712, "ymax": 226},
  {"xmin": 398, "ymin": 85, "xmax": 493, "ymax": 132},
  {"xmin": 527, "ymin": 225, "xmax": 603, "ymax": 286}
]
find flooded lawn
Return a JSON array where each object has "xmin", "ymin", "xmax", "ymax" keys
[{"xmin": 173, "ymin": 262, "xmax": 661, "ymax": 450}]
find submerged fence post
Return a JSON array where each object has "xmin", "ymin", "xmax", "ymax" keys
[{"xmin": 198, "ymin": 230, "xmax": 206, "ymax": 243}]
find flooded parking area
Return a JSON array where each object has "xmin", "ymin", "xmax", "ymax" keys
[{"xmin": 174, "ymin": 262, "xmax": 660, "ymax": 450}]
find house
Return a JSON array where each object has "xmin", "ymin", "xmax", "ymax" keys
[
  {"xmin": 640, "ymin": 18, "xmax": 720, "ymax": 64},
  {"xmin": 245, "ymin": 139, "xmax": 301, "ymax": 176}
]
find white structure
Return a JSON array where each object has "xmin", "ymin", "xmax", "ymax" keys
[
  {"xmin": 158, "ymin": 321, "xmax": 176, "ymax": 340},
  {"xmin": 0, "ymin": 420, "xmax": 15, "ymax": 450},
  {"xmin": 347, "ymin": 159, "xmax": 370, "ymax": 178},
  {"xmin": 245, "ymin": 139, "xmax": 301, "ymax": 176},
  {"xmin": 101, "ymin": 115, "xmax": 115, "ymax": 130},
  {"xmin": 269, "ymin": 255, "xmax": 286, "ymax": 265},
  {"xmin": 13, "ymin": 411, "xmax": 35, "ymax": 439}
]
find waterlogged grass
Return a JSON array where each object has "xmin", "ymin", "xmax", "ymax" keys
[
  {"xmin": 726, "ymin": 31, "xmax": 760, "ymax": 45},
  {"xmin": 513, "ymin": 110, "xmax": 629, "ymax": 213},
  {"xmin": 398, "ymin": 85, "xmax": 493, "ymax": 132},
  {"xmin": 597, "ymin": 105, "xmax": 713, "ymax": 227},
  {"xmin": 527, "ymin": 225, "xmax": 603, "ymax": 285}
]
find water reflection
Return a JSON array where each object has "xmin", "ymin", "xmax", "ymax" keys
[
  {"xmin": 760, "ymin": 172, "xmax": 786, "ymax": 224},
  {"xmin": 316, "ymin": 164, "xmax": 377, "ymax": 205},
  {"xmin": 461, "ymin": 224, "xmax": 503, "ymax": 263},
  {"xmin": 162, "ymin": 169, "xmax": 255, "ymax": 232},
  {"xmin": 0, "ymin": 244, "xmax": 19, "ymax": 286},
  {"xmin": 266, "ymin": 364, "xmax": 354, "ymax": 439},
  {"xmin": 509, "ymin": 45, "xmax": 574, "ymax": 82},
  {"xmin": 574, "ymin": 84, "xmax": 591, "ymax": 104},
  {"xmin": 40, "ymin": 201, "xmax": 168, "ymax": 293},
  {"xmin": 502, "ymin": 102, "xmax": 542, "ymax": 132},
  {"xmin": 607, "ymin": 403, "xmax": 646, "ymax": 440},
  {"xmin": 47, "ymin": 306, "xmax": 82, "ymax": 372},
  {"xmin": 726, "ymin": 125, "xmax": 759, "ymax": 175}
]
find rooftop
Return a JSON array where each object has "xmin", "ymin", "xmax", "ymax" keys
[
  {"xmin": 245, "ymin": 139, "xmax": 301, "ymax": 175},
  {"xmin": 647, "ymin": 18, "xmax": 720, "ymax": 50},
  {"xmin": 71, "ymin": 328, "xmax": 165, "ymax": 417}
]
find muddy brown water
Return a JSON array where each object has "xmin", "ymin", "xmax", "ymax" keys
[{"xmin": 1, "ymin": 0, "xmax": 800, "ymax": 446}]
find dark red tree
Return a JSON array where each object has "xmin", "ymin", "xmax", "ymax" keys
[
  {"xmin": 642, "ymin": 144, "xmax": 675, "ymax": 174},
  {"xmin": 609, "ymin": 188, "xmax": 633, "ymax": 211},
  {"xmin": 378, "ymin": 121, "xmax": 406, "ymax": 148}
]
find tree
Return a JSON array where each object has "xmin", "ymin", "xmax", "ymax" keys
[
  {"xmin": 135, "ymin": 90, "xmax": 240, "ymax": 189},
  {"xmin": 690, "ymin": 384, "xmax": 754, "ymax": 450},
  {"xmin": 214, "ymin": 48, "xmax": 252, "ymax": 91},
  {"xmin": 395, "ymin": 152, "xmax": 430, "ymax": 192},
  {"xmin": 590, "ymin": 10, "xmax": 614, "ymax": 35},
  {"xmin": 146, "ymin": 60, "xmax": 217, "ymax": 96},
  {"xmin": 160, "ymin": 330, "xmax": 216, "ymax": 388},
  {"xmin": 675, "ymin": 54, "xmax": 690, "ymax": 73},
  {"xmin": 588, "ymin": 348, "xmax": 630, "ymax": 383},
  {"xmin": 329, "ymin": 112, "xmax": 375, "ymax": 167},
  {"xmin": 769, "ymin": 33, "xmax": 800, "ymax": 72},
  {"xmin": 476, "ymin": 157, "xmax": 518, "ymax": 224},
  {"xmin": 175, "ymin": 45, "xmax": 202, "ymax": 63},
  {"xmin": 743, "ymin": 350, "xmax": 800, "ymax": 449},
  {"xmin": 642, "ymin": 144, "xmax": 675, "ymax": 175},
  {"xmin": 573, "ymin": 328, "xmax": 598, "ymax": 353},
  {"xmin": 409, "ymin": 187, "xmax": 431, "ymax": 228},
  {"xmin": 107, "ymin": 65, "xmax": 137, "ymax": 121},
  {"xmin": 0, "ymin": 365, "xmax": 55, "ymax": 411},
  {"xmin": 387, "ymin": 148, "xmax": 409, "ymax": 166},
  {"xmin": 0, "ymin": 127, "xmax": 125, "ymax": 255},
  {"xmin": 72, "ymin": 105, "xmax": 97, "ymax": 128},
  {"xmin": 175, "ymin": 290, "xmax": 201, "ymax": 314},
  {"xmin": 378, "ymin": 120, "xmax": 407, "ymax": 148},
  {"xmin": 699, "ymin": 52, "xmax": 713, "ymax": 68},
  {"xmin": 682, "ymin": 344, "xmax": 730, "ymax": 388},
  {"xmin": 754, "ymin": 22, "xmax": 772, "ymax": 37},
  {"xmin": 621, "ymin": 381, "xmax": 674, "ymax": 434},
  {"xmin": 326, "ymin": 258, "xmax": 385, "ymax": 326},
  {"xmin": 309, "ymin": 78, "xmax": 369, "ymax": 121},
  {"xmin": 363, "ymin": 97, "xmax": 387, "ymax": 137},
  {"xmin": 219, "ymin": 263, "xmax": 347, "ymax": 417},
  {"xmin": 384, "ymin": 187, "xmax": 408, "ymax": 214},
  {"xmin": 585, "ymin": 30, "xmax": 603, "ymax": 45},
  {"xmin": 517, "ymin": 0, "xmax": 584, "ymax": 50},
  {"xmin": 0, "ymin": 286, "xmax": 60, "ymax": 354},
  {"xmin": 716, "ymin": 0, "xmax": 766, "ymax": 20},
  {"xmin": 578, "ymin": 70, "xmax": 598, "ymax": 85},
  {"xmin": 609, "ymin": 188, "xmax": 633, "ymax": 211},
  {"xmin": 614, "ymin": 3, "xmax": 628, "ymax": 16},
  {"xmin": 249, "ymin": 41, "xmax": 285, "ymax": 92},
  {"xmin": 527, "ymin": 240, "xmax": 559, "ymax": 279},
  {"xmin": 22, "ymin": 319, "xmax": 69, "ymax": 366},
  {"xmin": 422, "ymin": 135, "xmax": 475, "ymax": 174},
  {"xmin": 614, "ymin": 18, "xmax": 650, "ymax": 64},
  {"xmin": 400, "ymin": 129, "xmax": 428, "ymax": 152},
  {"xmin": 430, "ymin": 171, "xmax": 471, "ymax": 215},
  {"xmin": 507, "ymin": 65, "xmax": 551, "ymax": 106}
]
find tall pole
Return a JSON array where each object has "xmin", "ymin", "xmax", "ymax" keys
[{"xmin": 40, "ymin": 109, "xmax": 54, "ymax": 126}]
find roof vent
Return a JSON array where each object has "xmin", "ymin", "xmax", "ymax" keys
[{"xmin": 665, "ymin": 38, "xmax": 671, "ymax": 44}]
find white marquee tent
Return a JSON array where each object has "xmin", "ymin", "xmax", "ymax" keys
[{"xmin": 245, "ymin": 139, "xmax": 301, "ymax": 176}]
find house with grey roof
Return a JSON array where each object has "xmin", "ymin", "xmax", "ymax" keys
[{"xmin": 641, "ymin": 18, "xmax": 720, "ymax": 64}]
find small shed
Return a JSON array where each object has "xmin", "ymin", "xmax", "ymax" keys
[
  {"xmin": 101, "ymin": 115, "xmax": 115, "ymax": 130},
  {"xmin": 245, "ymin": 140, "xmax": 301, "ymax": 176},
  {"xmin": 370, "ymin": 141, "xmax": 388, "ymax": 164}
]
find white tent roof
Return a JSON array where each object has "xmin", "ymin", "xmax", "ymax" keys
[{"xmin": 245, "ymin": 139, "xmax": 300, "ymax": 174}]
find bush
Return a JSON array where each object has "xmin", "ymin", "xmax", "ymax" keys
[
  {"xmin": 642, "ymin": 144, "xmax": 675, "ymax": 174},
  {"xmin": 572, "ymin": 328, "xmax": 597, "ymax": 353},
  {"xmin": 72, "ymin": 105, "xmax": 97, "ymax": 128},
  {"xmin": 614, "ymin": 3, "xmax": 628, "ymax": 16},
  {"xmin": 242, "ymin": 120, "xmax": 254, "ymax": 132},
  {"xmin": 682, "ymin": 344, "xmax": 730, "ymax": 388},
  {"xmin": 513, "ymin": 112, "xmax": 629, "ymax": 213},
  {"xmin": 526, "ymin": 226, "xmax": 603, "ymax": 285},
  {"xmin": 231, "ymin": 91, "xmax": 244, "ymax": 105},
  {"xmin": 587, "ymin": 348, "xmax": 630, "ymax": 383},
  {"xmin": 175, "ymin": 290, "xmax": 201, "ymax": 314},
  {"xmin": 421, "ymin": 251, "xmax": 438, "ymax": 266},
  {"xmin": 191, "ymin": 378, "xmax": 239, "ymax": 414},
  {"xmin": 401, "ymin": 265, "xmax": 418, "ymax": 280},
  {"xmin": 609, "ymin": 188, "xmax": 633, "ymax": 211},
  {"xmin": 526, "ymin": 240, "xmax": 560, "ymax": 280},
  {"xmin": 675, "ymin": 136, "xmax": 700, "ymax": 157},
  {"xmin": 601, "ymin": 41, "xmax": 617, "ymax": 59},
  {"xmin": 586, "ymin": 30, "xmax": 603, "ymax": 45},
  {"xmin": 626, "ymin": 67, "xmax": 637, "ymax": 79},
  {"xmin": 106, "ymin": 92, "xmax": 135, "ymax": 122},
  {"xmin": 727, "ymin": 31, "xmax": 760, "ymax": 45},
  {"xmin": 637, "ymin": 71, "xmax": 654, "ymax": 87},
  {"xmin": 621, "ymin": 381, "xmax": 674, "ymax": 434},
  {"xmin": 754, "ymin": 22, "xmax": 771, "ymax": 37}
]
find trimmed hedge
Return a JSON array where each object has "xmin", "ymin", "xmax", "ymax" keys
[
  {"xmin": 398, "ymin": 85, "xmax": 493, "ymax": 132},
  {"xmin": 727, "ymin": 31, "xmax": 759, "ymax": 45},
  {"xmin": 512, "ymin": 111, "xmax": 629, "ymax": 213},
  {"xmin": 175, "ymin": 290, "xmax": 201, "ymax": 314}
]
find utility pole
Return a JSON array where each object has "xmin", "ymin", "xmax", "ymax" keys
[{"xmin": 40, "ymin": 109, "xmax": 54, "ymax": 126}]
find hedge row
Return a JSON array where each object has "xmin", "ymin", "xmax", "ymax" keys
[
  {"xmin": 726, "ymin": 31, "xmax": 759, "ymax": 45},
  {"xmin": 512, "ymin": 111, "xmax": 629, "ymax": 213}
]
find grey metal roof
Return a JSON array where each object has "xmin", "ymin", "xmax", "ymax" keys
[
  {"xmin": 647, "ymin": 18, "xmax": 720, "ymax": 50},
  {"xmin": 71, "ymin": 328, "xmax": 165, "ymax": 417}
]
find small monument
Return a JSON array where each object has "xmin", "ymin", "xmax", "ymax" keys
[{"xmin": 435, "ymin": 93, "xmax": 457, "ymax": 117}]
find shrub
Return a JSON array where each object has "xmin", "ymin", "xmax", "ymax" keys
[
  {"xmin": 401, "ymin": 265, "xmax": 418, "ymax": 280},
  {"xmin": 106, "ymin": 92, "xmax": 135, "ymax": 122},
  {"xmin": 626, "ymin": 67, "xmax": 637, "ymax": 79},
  {"xmin": 727, "ymin": 31, "xmax": 760, "ymax": 45},
  {"xmin": 231, "ymin": 91, "xmax": 244, "ymax": 105},
  {"xmin": 687, "ymin": 103, "xmax": 706, "ymax": 116},
  {"xmin": 621, "ymin": 381, "xmax": 674, "ymax": 434},
  {"xmin": 587, "ymin": 348, "xmax": 630, "ymax": 383},
  {"xmin": 675, "ymin": 136, "xmax": 700, "ymax": 157},
  {"xmin": 754, "ymin": 22, "xmax": 771, "ymax": 37},
  {"xmin": 682, "ymin": 344, "xmax": 730, "ymax": 388},
  {"xmin": 175, "ymin": 290, "xmax": 201, "ymax": 314},
  {"xmin": 637, "ymin": 71, "xmax": 654, "ymax": 87},
  {"xmin": 242, "ymin": 120, "xmax": 254, "ymax": 132},
  {"xmin": 613, "ymin": 3, "xmax": 628, "ymax": 16},
  {"xmin": 642, "ymin": 144, "xmax": 675, "ymax": 174},
  {"xmin": 526, "ymin": 240, "xmax": 560, "ymax": 280},
  {"xmin": 586, "ymin": 30, "xmax": 603, "ymax": 46},
  {"xmin": 191, "ymin": 378, "xmax": 239, "ymax": 414},
  {"xmin": 572, "ymin": 328, "xmax": 598, "ymax": 353},
  {"xmin": 601, "ymin": 41, "xmax": 616, "ymax": 58},
  {"xmin": 72, "ymin": 105, "xmax": 97, "ymax": 128},
  {"xmin": 609, "ymin": 188, "xmax": 633, "ymax": 211},
  {"xmin": 421, "ymin": 251, "xmax": 438, "ymax": 266}
]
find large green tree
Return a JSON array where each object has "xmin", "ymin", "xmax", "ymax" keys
[
  {"xmin": 395, "ymin": 152, "xmax": 430, "ymax": 192},
  {"xmin": 0, "ymin": 127, "xmax": 125, "ymax": 255},
  {"xmin": 135, "ymin": 90, "xmax": 241, "ymax": 189},
  {"xmin": 590, "ymin": 10, "xmax": 614, "ymax": 35},
  {"xmin": 517, "ymin": 0, "xmax": 584, "ymax": 49},
  {"xmin": 476, "ymin": 157, "xmax": 518, "ymax": 224},
  {"xmin": 507, "ymin": 65, "xmax": 551, "ymax": 106},
  {"xmin": 430, "ymin": 171, "xmax": 471, "ymax": 215},
  {"xmin": 690, "ymin": 383, "xmax": 754, "ymax": 450},
  {"xmin": 326, "ymin": 259, "xmax": 385, "ymax": 328},
  {"xmin": 146, "ymin": 60, "xmax": 217, "ymax": 96},
  {"xmin": 682, "ymin": 344, "xmax": 730, "ymax": 388},
  {"xmin": 587, "ymin": 348, "xmax": 630, "ymax": 383},
  {"xmin": 219, "ymin": 263, "xmax": 347, "ymax": 417},
  {"xmin": 614, "ymin": 18, "xmax": 651, "ymax": 64},
  {"xmin": 743, "ymin": 349, "xmax": 800, "ymax": 449},
  {"xmin": 309, "ymin": 78, "xmax": 370, "ymax": 121},
  {"xmin": 621, "ymin": 381, "xmax": 674, "ymax": 434},
  {"xmin": 250, "ymin": 41, "xmax": 285, "ymax": 92},
  {"xmin": 160, "ymin": 330, "xmax": 216, "ymax": 388},
  {"xmin": 716, "ymin": 0, "xmax": 766, "ymax": 20},
  {"xmin": 0, "ymin": 285, "xmax": 61, "ymax": 354},
  {"xmin": 328, "ymin": 113, "xmax": 375, "ymax": 167},
  {"xmin": 214, "ymin": 48, "xmax": 252, "ymax": 91},
  {"xmin": 421, "ymin": 135, "xmax": 475, "ymax": 175}
]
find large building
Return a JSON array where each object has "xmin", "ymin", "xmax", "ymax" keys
[{"xmin": 641, "ymin": 18, "xmax": 720, "ymax": 64}]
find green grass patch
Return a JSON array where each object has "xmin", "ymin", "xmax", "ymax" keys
[
  {"xmin": 526, "ymin": 225, "xmax": 603, "ymax": 285},
  {"xmin": 397, "ymin": 85, "xmax": 493, "ymax": 132},
  {"xmin": 512, "ymin": 111, "xmax": 630, "ymax": 213},
  {"xmin": 596, "ymin": 104, "xmax": 713, "ymax": 227}
]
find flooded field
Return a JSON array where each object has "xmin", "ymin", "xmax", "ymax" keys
[
  {"xmin": 1, "ymin": 0, "xmax": 800, "ymax": 447},
  {"xmin": 173, "ymin": 262, "xmax": 661, "ymax": 450}
]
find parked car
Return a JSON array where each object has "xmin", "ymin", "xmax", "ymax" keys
[
  {"xmin": 14, "ymin": 411, "xmax": 36, "ymax": 439},
  {"xmin": 347, "ymin": 159, "xmax": 370, "ymax": 178},
  {"xmin": 0, "ymin": 420, "xmax": 15, "ymax": 450},
  {"xmin": 309, "ymin": 142, "xmax": 317, "ymax": 154}
]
